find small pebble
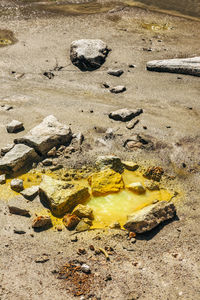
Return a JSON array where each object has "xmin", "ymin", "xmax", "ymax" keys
[{"xmin": 81, "ymin": 264, "xmax": 91, "ymax": 274}]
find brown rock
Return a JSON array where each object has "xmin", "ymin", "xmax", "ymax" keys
[
  {"xmin": 32, "ymin": 215, "xmax": 52, "ymax": 229},
  {"xmin": 63, "ymin": 214, "xmax": 80, "ymax": 230}
]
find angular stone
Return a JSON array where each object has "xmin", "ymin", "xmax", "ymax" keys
[
  {"xmin": 110, "ymin": 86, "xmax": 126, "ymax": 94},
  {"xmin": 72, "ymin": 204, "xmax": 94, "ymax": 220},
  {"xmin": 126, "ymin": 182, "xmax": 146, "ymax": 194},
  {"xmin": 0, "ymin": 144, "xmax": 39, "ymax": 174},
  {"xmin": 8, "ymin": 198, "xmax": 30, "ymax": 217},
  {"xmin": 15, "ymin": 115, "xmax": 72, "ymax": 155},
  {"xmin": 146, "ymin": 57, "xmax": 200, "ymax": 77},
  {"xmin": 76, "ymin": 218, "xmax": 92, "ymax": 232},
  {"xmin": 63, "ymin": 214, "xmax": 80, "ymax": 230},
  {"xmin": 124, "ymin": 201, "xmax": 176, "ymax": 233},
  {"xmin": 109, "ymin": 108, "xmax": 143, "ymax": 122},
  {"xmin": 0, "ymin": 174, "xmax": 6, "ymax": 184},
  {"xmin": 143, "ymin": 166, "xmax": 164, "ymax": 182},
  {"xmin": 10, "ymin": 179, "xmax": 24, "ymax": 192},
  {"xmin": 39, "ymin": 175, "xmax": 90, "ymax": 217},
  {"xmin": 107, "ymin": 69, "xmax": 124, "ymax": 77},
  {"xmin": 1, "ymin": 143, "xmax": 14, "ymax": 156},
  {"xmin": 96, "ymin": 155, "xmax": 123, "ymax": 173},
  {"xmin": 88, "ymin": 168, "xmax": 124, "ymax": 196},
  {"xmin": 20, "ymin": 185, "xmax": 39, "ymax": 200},
  {"xmin": 122, "ymin": 161, "xmax": 139, "ymax": 171},
  {"xmin": 144, "ymin": 181, "xmax": 160, "ymax": 191},
  {"xmin": 6, "ymin": 120, "xmax": 24, "ymax": 133},
  {"xmin": 70, "ymin": 39, "xmax": 110, "ymax": 71},
  {"xmin": 32, "ymin": 215, "xmax": 52, "ymax": 229}
]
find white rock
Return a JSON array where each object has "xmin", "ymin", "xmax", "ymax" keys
[
  {"xmin": 6, "ymin": 120, "xmax": 24, "ymax": 133},
  {"xmin": 0, "ymin": 144, "xmax": 39, "ymax": 174},
  {"xmin": 126, "ymin": 182, "xmax": 146, "ymax": 194},
  {"xmin": 15, "ymin": 115, "xmax": 72, "ymax": 155},
  {"xmin": 1, "ymin": 143, "xmax": 14, "ymax": 156},
  {"xmin": 20, "ymin": 185, "xmax": 39, "ymax": 200},
  {"xmin": 110, "ymin": 85, "xmax": 126, "ymax": 94},
  {"xmin": 147, "ymin": 57, "xmax": 200, "ymax": 77},
  {"xmin": 81, "ymin": 264, "xmax": 91, "ymax": 274},
  {"xmin": 109, "ymin": 108, "xmax": 143, "ymax": 122},
  {"xmin": 107, "ymin": 69, "xmax": 124, "ymax": 77},
  {"xmin": 0, "ymin": 174, "xmax": 6, "ymax": 184},
  {"xmin": 70, "ymin": 39, "xmax": 110, "ymax": 71},
  {"xmin": 10, "ymin": 179, "xmax": 24, "ymax": 192}
]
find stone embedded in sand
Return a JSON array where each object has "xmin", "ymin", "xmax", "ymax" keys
[
  {"xmin": 8, "ymin": 201, "xmax": 30, "ymax": 217},
  {"xmin": 70, "ymin": 39, "xmax": 110, "ymax": 71},
  {"xmin": 15, "ymin": 115, "xmax": 72, "ymax": 155},
  {"xmin": 109, "ymin": 108, "xmax": 143, "ymax": 122},
  {"xmin": 32, "ymin": 215, "xmax": 52, "ymax": 229},
  {"xmin": 124, "ymin": 201, "xmax": 176, "ymax": 233},
  {"xmin": 20, "ymin": 185, "xmax": 39, "ymax": 200},
  {"xmin": 39, "ymin": 175, "xmax": 90, "ymax": 217},
  {"xmin": 88, "ymin": 168, "xmax": 124, "ymax": 196},
  {"xmin": 122, "ymin": 161, "xmax": 139, "ymax": 171},
  {"xmin": 146, "ymin": 57, "xmax": 200, "ymax": 77},
  {"xmin": 126, "ymin": 182, "xmax": 146, "ymax": 194},
  {"xmin": 143, "ymin": 166, "xmax": 164, "ymax": 182},
  {"xmin": 72, "ymin": 204, "xmax": 94, "ymax": 220},
  {"xmin": 145, "ymin": 180, "xmax": 160, "ymax": 191},
  {"xmin": 6, "ymin": 120, "xmax": 24, "ymax": 133},
  {"xmin": 63, "ymin": 214, "xmax": 80, "ymax": 230},
  {"xmin": 107, "ymin": 69, "xmax": 124, "ymax": 77},
  {"xmin": 0, "ymin": 174, "xmax": 6, "ymax": 184},
  {"xmin": 76, "ymin": 218, "xmax": 92, "ymax": 232},
  {"xmin": 0, "ymin": 144, "xmax": 39, "ymax": 174},
  {"xmin": 110, "ymin": 85, "xmax": 126, "ymax": 94},
  {"xmin": 10, "ymin": 179, "xmax": 24, "ymax": 192},
  {"xmin": 96, "ymin": 155, "xmax": 123, "ymax": 173}
]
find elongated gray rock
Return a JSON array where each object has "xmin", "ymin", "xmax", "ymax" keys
[
  {"xmin": 15, "ymin": 115, "xmax": 72, "ymax": 155},
  {"xmin": 0, "ymin": 144, "xmax": 39, "ymax": 174},
  {"xmin": 109, "ymin": 108, "xmax": 143, "ymax": 122},
  {"xmin": 124, "ymin": 201, "xmax": 176, "ymax": 233},
  {"xmin": 70, "ymin": 39, "xmax": 110, "ymax": 71},
  {"xmin": 146, "ymin": 57, "xmax": 200, "ymax": 77}
]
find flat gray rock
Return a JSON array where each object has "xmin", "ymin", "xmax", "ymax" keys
[
  {"xmin": 70, "ymin": 39, "xmax": 110, "ymax": 71},
  {"xmin": 95, "ymin": 155, "xmax": 123, "ymax": 173},
  {"xmin": 146, "ymin": 57, "xmax": 200, "ymax": 76},
  {"xmin": 109, "ymin": 108, "xmax": 143, "ymax": 122},
  {"xmin": 15, "ymin": 115, "xmax": 72, "ymax": 155},
  {"xmin": 0, "ymin": 144, "xmax": 39, "ymax": 174},
  {"xmin": 110, "ymin": 85, "xmax": 126, "ymax": 94},
  {"xmin": 107, "ymin": 69, "xmax": 124, "ymax": 77},
  {"xmin": 20, "ymin": 185, "xmax": 39, "ymax": 200},
  {"xmin": 6, "ymin": 120, "xmax": 24, "ymax": 133},
  {"xmin": 124, "ymin": 201, "xmax": 176, "ymax": 233}
]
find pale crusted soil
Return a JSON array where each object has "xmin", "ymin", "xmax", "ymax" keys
[{"xmin": 0, "ymin": 2, "xmax": 200, "ymax": 300}]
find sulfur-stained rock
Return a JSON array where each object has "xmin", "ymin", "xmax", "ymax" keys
[
  {"xmin": 20, "ymin": 185, "xmax": 39, "ymax": 200},
  {"xmin": 122, "ymin": 161, "xmax": 139, "ymax": 171},
  {"xmin": 32, "ymin": 215, "xmax": 52, "ymax": 229},
  {"xmin": 124, "ymin": 201, "xmax": 176, "ymax": 233},
  {"xmin": 95, "ymin": 155, "xmax": 123, "ymax": 173},
  {"xmin": 39, "ymin": 175, "xmax": 90, "ymax": 217},
  {"xmin": 126, "ymin": 182, "xmax": 146, "ymax": 194},
  {"xmin": 72, "ymin": 204, "xmax": 94, "ymax": 220},
  {"xmin": 15, "ymin": 115, "xmax": 72, "ymax": 155},
  {"xmin": 10, "ymin": 179, "xmax": 24, "ymax": 192},
  {"xmin": 63, "ymin": 214, "xmax": 80, "ymax": 230},
  {"xmin": 0, "ymin": 144, "xmax": 39, "ymax": 174},
  {"xmin": 88, "ymin": 168, "xmax": 124, "ymax": 196},
  {"xmin": 76, "ymin": 218, "xmax": 92, "ymax": 232}
]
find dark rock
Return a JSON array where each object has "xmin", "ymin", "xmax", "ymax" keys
[{"xmin": 109, "ymin": 108, "xmax": 143, "ymax": 122}]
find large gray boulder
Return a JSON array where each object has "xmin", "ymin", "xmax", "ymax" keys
[
  {"xmin": 39, "ymin": 175, "xmax": 90, "ymax": 217},
  {"xmin": 15, "ymin": 115, "xmax": 72, "ymax": 155},
  {"xmin": 146, "ymin": 57, "xmax": 200, "ymax": 77},
  {"xmin": 70, "ymin": 39, "xmax": 110, "ymax": 71},
  {"xmin": 0, "ymin": 144, "xmax": 39, "ymax": 174},
  {"xmin": 95, "ymin": 155, "xmax": 124, "ymax": 173},
  {"xmin": 124, "ymin": 201, "xmax": 176, "ymax": 233}
]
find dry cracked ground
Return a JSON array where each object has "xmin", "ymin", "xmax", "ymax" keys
[{"xmin": 0, "ymin": 1, "xmax": 200, "ymax": 300}]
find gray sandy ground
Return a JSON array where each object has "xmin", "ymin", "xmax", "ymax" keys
[{"xmin": 0, "ymin": 1, "xmax": 200, "ymax": 299}]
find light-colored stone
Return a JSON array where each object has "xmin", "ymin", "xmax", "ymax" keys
[
  {"xmin": 72, "ymin": 204, "xmax": 94, "ymax": 220},
  {"xmin": 126, "ymin": 182, "xmax": 146, "ymax": 194},
  {"xmin": 76, "ymin": 218, "xmax": 92, "ymax": 232},
  {"xmin": 1, "ymin": 143, "xmax": 14, "ymax": 156},
  {"xmin": 109, "ymin": 108, "xmax": 143, "ymax": 122},
  {"xmin": 0, "ymin": 144, "xmax": 39, "ymax": 174},
  {"xmin": 126, "ymin": 119, "xmax": 139, "ymax": 130},
  {"xmin": 110, "ymin": 85, "xmax": 126, "ymax": 94},
  {"xmin": 96, "ymin": 155, "xmax": 123, "ymax": 173},
  {"xmin": 88, "ymin": 168, "xmax": 124, "ymax": 196},
  {"xmin": 107, "ymin": 69, "xmax": 124, "ymax": 77},
  {"xmin": 10, "ymin": 179, "xmax": 24, "ymax": 192},
  {"xmin": 122, "ymin": 161, "xmax": 139, "ymax": 171},
  {"xmin": 39, "ymin": 175, "xmax": 90, "ymax": 217},
  {"xmin": 147, "ymin": 57, "xmax": 200, "ymax": 77},
  {"xmin": 15, "ymin": 115, "xmax": 72, "ymax": 155},
  {"xmin": 47, "ymin": 146, "xmax": 57, "ymax": 157},
  {"xmin": 32, "ymin": 215, "xmax": 52, "ymax": 229},
  {"xmin": 144, "ymin": 181, "xmax": 160, "ymax": 191},
  {"xmin": 20, "ymin": 185, "xmax": 39, "ymax": 200},
  {"xmin": 70, "ymin": 39, "xmax": 110, "ymax": 71},
  {"xmin": 124, "ymin": 201, "xmax": 176, "ymax": 233},
  {"xmin": 0, "ymin": 174, "xmax": 6, "ymax": 184},
  {"xmin": 81, "ymin": 264, "xmax": 91, "ymax": 274},
  {"xmin": 6, "ymin": 120, "xmax": 24, "ymax": 133}
]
